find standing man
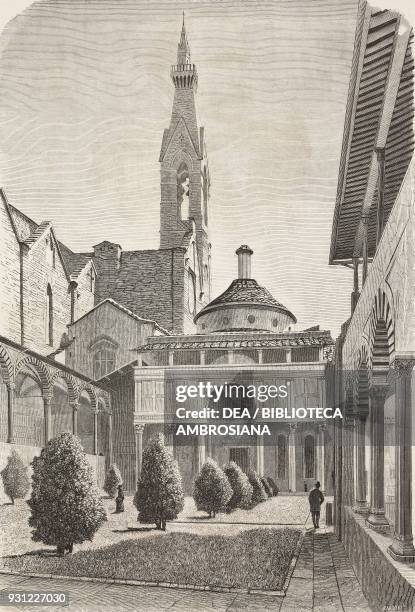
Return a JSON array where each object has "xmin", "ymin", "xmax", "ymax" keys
[{"xmin": 308, "ymin": 481, "xmax": 324, "ymax": 528}]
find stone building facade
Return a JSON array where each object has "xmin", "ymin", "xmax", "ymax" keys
[
  {"xmin": 329, "ymin": 3, "xmax": 415, "ymax": 608},
  {"xmin": 0, "ymin": 190, "xmax": 112, "ymax": 496}
]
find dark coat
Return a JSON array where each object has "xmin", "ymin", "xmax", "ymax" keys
[{"xmin": 308, "ymin": 487, "xmax": 324, "ymax": 512}]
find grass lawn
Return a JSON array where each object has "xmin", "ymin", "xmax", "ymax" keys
[
  {"xmin": 2, "ymin": 528, "xmax": 301, "ymax": 591},
  {"xmin": 178, "ymin": 494, "xmax": 311, "ymax": 524},
  {"xmin": 0, "ymin": 495, "xmax": 314, "ymax": 559}
]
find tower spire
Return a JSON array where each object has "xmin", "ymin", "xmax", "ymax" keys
[{"xmin": 177, "ymin": 12, "xmax": 191, "ymax": 65}]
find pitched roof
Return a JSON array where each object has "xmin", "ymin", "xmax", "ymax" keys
[
  {"xmin": 59, "ymin": 242, "xmax": 93, "ymax": 280},
  {"xmin": 23, "ymin": 221, "xmax": 51, "ymax": 247},
  {"xmin": 85, "ymin": 248, "xmax": 182, "ymax": 329},
  {"xmin": 69, "ymin": 297, "xmax": 170, "ymax": 335},
  {"xmin": 194, "ymin": 278, "xmax": 297, "ymax": 323},
  {"xmin": 137, "ymin": 329, "xmax": 334, "ymax": 351},
  {"xmin": 1, "ymin": 195, "xmax": 93, "ymax": 281},
  {"xmin": 7, "ymin": 202, "xmax": 38, "ymax": 241},
  {"xmin": 329, "ymin": 6, "xmax": 414, "ymax": 264}
]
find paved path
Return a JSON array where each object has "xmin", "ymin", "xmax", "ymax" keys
[{"xmin": 0, "ymin": 529, "xmax": 371, "ymax": 612}]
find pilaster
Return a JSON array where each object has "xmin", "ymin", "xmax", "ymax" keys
[{"xmin": 388, "ymin": 358, "xmax": 415, "ymax": 562}]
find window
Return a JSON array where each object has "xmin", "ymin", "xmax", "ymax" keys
[
  {"xmin": 187, "ymin": 271, "xmax": 196, "ymax": 314},
  {"xmin": 93, "ymin": 347, "xmax": 116, "ymax": 379},
  {"xmin": 46, "ymin": 284, "xmax": 53, "ymax": 346},
  {"xmin": 177, "ymin": 162, "xmax": 189, "ymax": 220},
  {"xmin": 90, "ymin": 337, "xmax": 118, "ymax": 379},
  {"xmin": 202, "ymin": 166, "xmax": 209, "ymax": 226}
]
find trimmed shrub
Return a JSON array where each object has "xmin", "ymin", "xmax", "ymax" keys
[
  {"xmin": 103, "ymin": 464, "xmax": 123, "ymax": 498},
  {"xmin": 261, "ymin": 477, "xmax": 273, "ymax": 497},
  {"xmin": 248, "ymin": 470, "xmax": 268, "ymax": 506},
  {"xmin": 193, "ymin": 458, "xmax": 232, "ymax": 518},
  {"xmin": 267, "ymin": 477, "xmax": 279, "ymax": 496},
  {"xmin": 224, "ymin": 462, "xmax": 253, "ymax": 511},
  {"xmin": 1, "ymin": 450, "xmax": 30, "ymax": 504},
  {"xmin": 134, "ymin": 433, "xmax": 184, "ymax": 530},
  {"xmin": 27, "ymin": 433, "xmax": 106, "ymax": 555}
]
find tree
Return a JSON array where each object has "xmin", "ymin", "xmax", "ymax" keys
[
  {"xmin": 103, "ymin": 464, "xmax": 123, "ymax": 498},
  {"xmin": 223, "ymin": 461, "xmax": 253, "ymax": 511},
  {"xmin": 134, "ymin": 433, "xmax": 184, "ymax": 530},
  {"xmin": 1, "ymin": 450, "xmax": 30, "ymax": 504},
  {"xmin": 27, "ymin": 433, "xmax": 106, "ymax": 555},
  {"xmin": 193, "ymin": 458, "xmax": 232, "ymax": 518},
  {"xmin": 247, "ymin": 470, "xmax": 268, "ymax": 506}
]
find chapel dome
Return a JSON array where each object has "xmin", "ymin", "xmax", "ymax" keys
[{"xmin": 194, "ymin": 245, "xmax": 296, "ymax": 334}]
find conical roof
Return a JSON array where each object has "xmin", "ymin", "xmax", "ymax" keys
[{"xmin": 194, "ymin": 278, "xmax": 296, "ymax": 323}]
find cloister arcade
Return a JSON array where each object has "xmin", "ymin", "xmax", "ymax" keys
[
  {"xmin": 0, "ymin": 339, "xmax": 112, "ymax": 471},
  {"xmin": 338, "ymin": 288, "xmax": 415, "ymax": 563}
]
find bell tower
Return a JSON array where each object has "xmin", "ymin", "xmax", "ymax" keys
[{"xmin": 159, "ymin": 15, "xmax": 211, "ymax": 303}]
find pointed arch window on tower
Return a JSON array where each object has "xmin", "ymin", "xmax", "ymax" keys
[
  {"xmin": 177, "ymin": 163, "xmax": 190, "ymax": 220},
  {"xmin": 46, "ymin": 284, "xmax": 54, "ymax": 346},
  {"xmin": 202, "ymin": 166, "xmax": 209, "ymax": 226}
]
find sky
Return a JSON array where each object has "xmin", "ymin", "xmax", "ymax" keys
[{"xmin": 0, "ymin": 0, "xmax": 413, "ymax": 338}]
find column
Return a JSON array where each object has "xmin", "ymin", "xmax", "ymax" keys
[
  {"xmin": 93, "ymin": 411, "xmax": 98, "ymax": 455},
  {"xmin": 256, "ymin": 435, "xmax": 264, "ymax": 476},
  {"xmin": 343, "ymin": 414, "xmax": 355, "ymax": 506},
  {"xmin": 6, "ymin": 382, "xmax": 15, "ymax": 444},
  {"xmin": 288, "ymin": 424, "xmax": 297, "ymax": 492},
  {"xmin": 353, "ymin": 414, "xmax": 369, "ymax": 514},
  {"xmin": 134, "ymin": 423, "xmax": 145, "ymax": 483},
  {"xmin": 318, "ymin": 424, "xmax": 325, "ymax": 491},
  {"xmin": 71, "ymin": 402, "xmax": 79, "ymax": 437},
  {"xmin": 108, "ymin": 413, "xmax": 113, "ymax": 464},
  {"xmin": 388, "ymin": 358, "xmax": 415, "ymax": 562},
  {"xmin": 43, "ymin": 393, "xmax": 52, "ymax": 444},
  {"xmin": 366, "ymin": 384, "xmax": 389, "ymax": 532}
]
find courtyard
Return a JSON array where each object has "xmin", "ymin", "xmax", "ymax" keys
[{"xmin": 0, "ymin": 494, "xmax": 372, "ymax": 610}]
